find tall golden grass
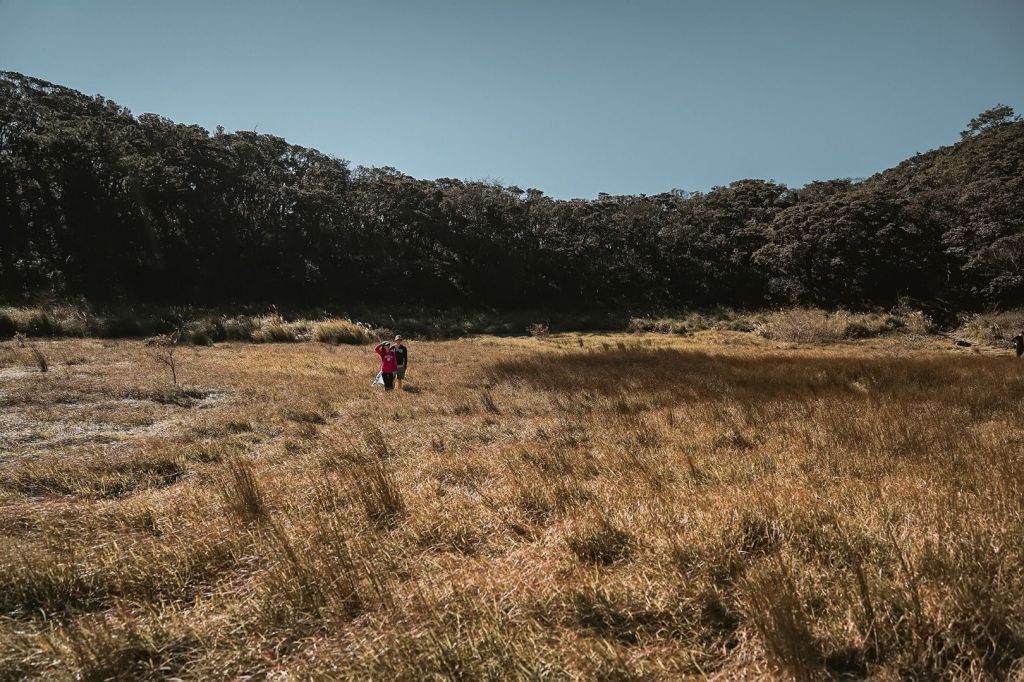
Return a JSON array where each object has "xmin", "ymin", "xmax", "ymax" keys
[{"xmin": 0, "ymin": 331, "xmax": 1022, "ymax": 679}]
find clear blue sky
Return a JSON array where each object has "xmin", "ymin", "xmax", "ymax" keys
[{"xmin": 2, "ymin": 0, "xmax": 1022, "ymax": 198}]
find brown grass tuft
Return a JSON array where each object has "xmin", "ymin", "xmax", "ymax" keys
[
  {"xmin": 566, "ymin": 514, "xmax": 634, "ymax": 566},
  {"xmin": 218, "ymin": 457, "xmax": 269, "ymax": 526},
  {"xmin": 350, "ymin": 459, "xmax": 407, "ymax": 529}
]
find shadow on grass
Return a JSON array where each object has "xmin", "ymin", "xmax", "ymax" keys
[{"xmin": 487, "ymin": 347, "xmax": 1024, "ymax": 406}]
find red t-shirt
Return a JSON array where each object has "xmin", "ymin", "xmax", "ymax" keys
[{"xmin": 376, "ymin": 345, "xmax": 398, "ymax": 373}]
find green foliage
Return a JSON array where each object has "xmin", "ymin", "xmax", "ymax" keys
[
  {"xmin": 1, "ymin": 71, "xmax": 1022, "ymax": 310},
  {"xmin": 961, "ymin": 104, "xmax": 1021, "ymax": 139}
]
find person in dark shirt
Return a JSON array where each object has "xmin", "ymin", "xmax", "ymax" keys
[{"xmin": 393, "ymin": 335, "xmax": 409, "ymax": 390}]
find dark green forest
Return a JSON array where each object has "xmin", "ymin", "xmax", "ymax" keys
[{"xmin": 1, "ymin": 71, "xmax": 1022, "ymax": 313}]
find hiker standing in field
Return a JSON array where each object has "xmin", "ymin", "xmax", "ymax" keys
[
  {"xmin": 393, "ymin": 335, "xmax": 408, "ymax": 390},
  {"xmin": 374, "ymin": 340, "xmax": 398, "ymax": 392}
]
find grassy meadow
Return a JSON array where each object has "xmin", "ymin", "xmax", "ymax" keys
[{"xmin": 1, "ymin": 330, "xmax": 1023, "ymax": 679}]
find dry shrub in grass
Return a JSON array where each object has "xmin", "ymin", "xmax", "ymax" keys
[
  {"xmin": 566, "ymin": 514, "xmax": 634, "ymax": 566},
  {"xmin": 314, "ymin": 318, "xmax": 376, "ymax": 345},
  {"xmin": 955, "ymin": 310, "xmax": 1024, "ymax": 346},
  {"xmin": 753, "ymin": 308, "xmax": 924, "ymax": 343},
  {"xmin": 627, "ymin": 316, "xmax": 689, "ymax": 334},
  {"xmin": 412, "ymin": 508, "xmax": 484, "ymax": 555},
  {"xmin": 121, "ymin": 383, "xmax": 208, "ymax": 406},
  {"xmin": 297, "ymin": 592, "xmax": 565, "ymax": 680},
  {"xmin": 2, "ymin": 449, "xmax": 187, "ymax": 499},
  {"xmin": 527, "ymin": 321, "xmax": 549, "ymax": 337},
  {"xmin": 479, "ymin": 388, "xmax": 502, "ymax": 414},
  {"xmin": 319, "ymin": 424, "xmax": 395, "ymax": 469},
  {"xmin": 482, "ymin": 451, "xmax": 592, "ymax": 535},
  {"xmin": 741, "ymin": 555, "xmax": 827, "ymax": 681},
  {"xmin": 755, "ymin": 308, "xmax": 855, "ymax": 343},
  {"xmin": 219, "ymin": 457, "xmax": 269, "ymax": 526},
  {"xmin": 0, "ymin": 529, "xmax": 241, "ymax": 614},
  {"xmin": 250, "ymin": 314, "xmax": 310, "ymax": 343},
  {"xmin": 30, "ymin": 346, "xmax": 48, "ymax": 372},
  {"xmin": 251, "ymin": 480, "xmax": 400, "ymax": 631},
  {"xmin": 256, "ymin": 518, "xmax": 366, "ymax": 627},
  {"xmin": 147, "ymin": 332, "xmax": 181, "ymax": 384},
  {"xmin": 570, "ymin": 581, "xmax": 697, "ymax": 646},
  {"xmin": 56, "ymin": 609, "xmax": 202, "ymax": 681},
  {"xmin": 349, "ymin": 459, "xmax": 406, "ymax": 529},
  {"xmin": 284, "ymin": 397, "xmax": 336, "ymax": 425}
]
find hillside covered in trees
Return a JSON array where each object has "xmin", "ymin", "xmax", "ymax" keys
[{"xmin": 1, "ymin": 71, "xmax": 1022, "ymax": 313}]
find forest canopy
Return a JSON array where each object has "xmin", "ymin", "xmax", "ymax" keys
[{"xmin": 1, "ymin": 71, "xmax": 1022, "ymax": 312}]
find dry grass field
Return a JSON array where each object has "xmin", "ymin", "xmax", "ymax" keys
[{"xmin": 1, "ymin": 331, "xmax": 1022, "ymax": 680}]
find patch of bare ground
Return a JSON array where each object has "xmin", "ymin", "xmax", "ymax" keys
[{"xmin": 1, "ymin": 333, "xmax": 1022, "ymax": 679}]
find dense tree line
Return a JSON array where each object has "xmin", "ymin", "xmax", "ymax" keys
[{"xmin": 2, "ymin": 71, "xmax": 1022, "ymax": 312}]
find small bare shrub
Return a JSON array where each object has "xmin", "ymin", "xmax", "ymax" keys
[
  {"xmin": 527, "ymin": 322, "xmax": 549, "ymax": 337},
  {"xmin": 148, "ymin": 332, "xmax": 180, "ymax": 385},
  {"xmin": 30, "ymin": 347, "xmax": 48, "ymax": 373},
  {"xmin": 10, "ymin": 332, "xmax": 48, "ymax": 371}
]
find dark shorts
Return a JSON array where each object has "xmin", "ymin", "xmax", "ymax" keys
[
  {"xmin": 381, "ymin": 372, "xmax": 395, "ymax": 390},
  {"xmin": 396, "ymin": 366, "xmax": 406, "ymax": 380}
]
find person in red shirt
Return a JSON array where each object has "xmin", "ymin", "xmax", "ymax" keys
[{"xmin": 374, "ymin": 341, "xmax": 398, "ymax": 391}]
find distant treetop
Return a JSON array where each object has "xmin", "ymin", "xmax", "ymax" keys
[{"xmin": 961, "ymin": 104, "xmax": 1020, "ymax": 139}]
